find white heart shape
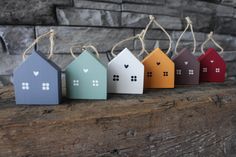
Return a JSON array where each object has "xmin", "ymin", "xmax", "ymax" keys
[
  {"xmin": 33, "ymin": 71, "xmax": 39, "ymax": 76},
  {"xmin": 83, "ymin": 69, "xmax": 88, "ymax": 73},
  {"xmin": 184, "ymin": 61, "xmax": 188, "ymax": 65}
]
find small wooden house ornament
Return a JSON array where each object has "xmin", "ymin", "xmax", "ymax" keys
[
  {"xmin": 108, "ymin": 31, "xmax": 145, "ymax": 94},
  {"xmin": 141, "ymin": 15, "xmax": 175, "ymax": 88},
  {"xmin": 13, "ymin": 30, "xmax": 62, "ymax": 105},
  {"xmin": 198, "ymin": 32, "xmax": 226, "ymax": 82},
  {"xmin": 65, "ymin": 45, "xmax": 107, "ymax": 99},
  {"xmin": 172, "ymin": 17, "xmax": 200, "ymax": 85},
  {"xmin": 142, "ymin": 48, "xmax": 175, "ymax": 88}
]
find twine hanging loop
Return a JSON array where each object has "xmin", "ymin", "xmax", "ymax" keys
[
  {"xmin": 110, "ymin": 29, "xmax": 147, "ymax": 58},
  {"xmin": 22, "ymin": 29, "xmax": 55, "ymax": 60},
  {"xmin": 174, "ymin": 16, "xmax": 196, "ymax": 55},
  {"xmin": 70, "ymin": 44, "xmax": 100, "ymax": 59},
  {"xmin": 141, "ymin": 15, "xmax": 172, "ymax": 55},
  {"xmin": 201, "ymin": 31, "xmax": 224, "ymax": 54}
]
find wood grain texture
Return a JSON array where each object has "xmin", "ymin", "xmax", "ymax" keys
[{"xmin": 0, "ymin": 82, "xmax": 236, "ymax": 157}]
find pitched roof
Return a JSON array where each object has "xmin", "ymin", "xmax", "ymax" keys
[
  {"xmin": 198, "ymin": 48, "xmax": 224, "ymax": 62},
  {"xmin": 14, "ymin": 51, "xmax": 61, "ymax": 74},
  {"xmin": 172, "ymin": 48, "xmax": 199, "ymax": 63},
  {"xmin": 142, "ymin": 48, "xmax": 174, "ymax": 64},
  {"xmin": 66, "ymin": 50, "xmax": 106, "ymax": 70},
  {"xmin": 109, "ymin": 48, "xmax": 142, "ymax": 66}
]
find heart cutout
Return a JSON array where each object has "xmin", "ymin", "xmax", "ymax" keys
[
  {"xmin": 33, "ymin": 71, "xmax": 39, "ymax": 76},
  {"xmin": 184, "ymin": 61, "xmax": 188, "ymax": 65},
  {"xmin": 83, "ymin": 69, "xmax": 88, "ymax": 73},
  {"xmin": 124, "ymin": 64, "xmax": 129, "ymax": 68},
  {"xmin": 156, "ymin": 62, "xmax": 160, "ymax": 66}
]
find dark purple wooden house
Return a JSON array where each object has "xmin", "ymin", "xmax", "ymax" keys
[
  {"xmin": 172, "ymin": 48, "xmax": 200, "ymax": 85},
  {"xmin": 13, "ymin": 51, "xmax": 62, "ymax": 105}
]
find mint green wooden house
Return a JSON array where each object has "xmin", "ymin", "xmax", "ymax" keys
[{"xmin": 65, "ymin": 50, "xmax": 107, "ymax": 99}]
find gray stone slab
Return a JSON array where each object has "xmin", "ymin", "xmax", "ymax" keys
[
  {"xmin": 56, "ymin": 7, "xmax": 120, "ymax": 27},
  {"xmin": 221, "ymin": 0, "xmax": 236, "ymax": 7},
  {"xmin": 0, "ymin": 75, "xmax": 12, "ymax": 86},
  {"xmin": 212, "ymin": 33, "xmax": 234, "ymax": 41},
  {"xmin": 134, "ymin": 39, "xmax": 159, "ymax": 51},
  {"xmin": 166, "ymin": 0, "xmax": 188, "ymax": 8},
  {"xmin": 122, "ymin": 0, "xmax": 165, "ymax": 5},
  {"xmin": 121, "ymin": 12, "xmax": 182, "ymax": 30},
  {"xmin": 222, "ymin": 51, "xmax": 236, "ymax": 62},
  {"xmin": 182, "ymin": 1, "xmax": 215, "ymax": 14},
  {"xmin": 0, "ymin": 54, "xmax": 22, "ymax": 75},
  {"xmin": 214, "ymin": 17, "xmax": 236, "ymax": 35},
  {"xmin": 0, "ymin": 26, "xmax": 35, "ymax": 55},
  {"xmin": 0, "ymin": 0, "xmax": 72, "ymax": 25},
  {"xmin": 134, "ymin": 40, "xmax": 204, "ymax": 56},
  {"xmin": 226, "ymin": 62, "xmax": 236, "ymax": 77},
  {"xmin": 171, "ymin": 31, "xmax": 206, "ymax": 42},
  {"xmin": 134, "ymin": 39, "xmax": 171, "ymax": 52},
  {"xmin": 216, "ymin": 5, "xmax": 235, "ymax": 17},
  {"xmin": 135, "ymin": 29, "xmax": 170, "ymax": 40},
  {"xmin": 122, "ymin": 3, "xmax": 179, "ymax": 16},
  {"xmin": 182, "ymin": 12, "xmax": 213, "ymax": 32},
  {"xmin": 36, "ymin": 26, "xmax": 134, "ymax": 54},
  {"xmin": 85, "ymin": 0, "xmax": 122, "ymax": 3},
  {"xmin": 74, "ymin": 0, "xmax": 121, "ymax": 11}
]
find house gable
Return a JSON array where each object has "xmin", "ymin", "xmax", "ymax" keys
[
  {"xmin": 14, "ymin": 51, "xmax": 59, "ymax": 76},
  {"xmin": 108, "ymin": 48, "xmax": 143, "ymax": 69},
  {"xmin": 66, "ymin": 50, "xmax": 106, "ymax": 73},
  {"xmin": 172, "ymin": 48, "xmax": 199, "ymax": 65},
  {"xmin": 142, "ymin": 48, "xmax": 174, "ymax": 66},
  {"xmin": 198, "ymin": 48, "xmax": 215, "ymax": 62},
  {"xmin": 199, "ymin": 48, "xmax": 225, "ymax": 66}
]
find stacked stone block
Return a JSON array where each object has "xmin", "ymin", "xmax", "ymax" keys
[{"xmin": 0, "ymin": 0, "xmax": 236, "ymax": 86}]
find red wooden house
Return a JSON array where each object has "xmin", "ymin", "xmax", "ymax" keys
[{"xmin": 198, "ymin": 48, "xmax": 226, "ymax": 82}]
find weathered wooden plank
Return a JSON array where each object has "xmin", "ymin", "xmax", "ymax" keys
[{"xmin": 0, "ymin": 82, "xmax": 236, "ymax": 157}]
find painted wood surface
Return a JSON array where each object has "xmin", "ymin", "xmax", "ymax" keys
[
  {"xmin": 13, "ymin": 51, "xmax": 61, "ymax": 105},
  {"xmin": 108, "ymin": 48, "xmax": 144, "ymax": 94},
  {"xmin": 0, "ymin": 81, "xmax": 236, "ymax": 157},
  {"xmin": 142, "ymin": 48, "xmax": 175, "ymax": 88},
  {"xmin": 172, "ymin": 48, "xmax": 200, "ymax": 85},
  {"xmin": 65, "ymin": 50, "xmax": 107, "ymax": 100},
  {"xmin": 198, "ymin": 48, "xmax": 226, "ymax": 82}
]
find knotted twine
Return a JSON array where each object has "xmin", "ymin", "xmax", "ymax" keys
[
  {"xmin": 22, "ymin": 29, "xmax": 55, "ymax": 60},
  {"xmin": 201, "ymin": 31, "xmax": 224, "ymax": 54},
  {"xmin": 70, "ymin": 44, "xmax": 100, "ymax": 58},
  {"xmin": 141, "ymin": 15, "xmax": 172, "ymax": 55},
  {"xmin": 174, "ymin": 17, "xmax": 196, "ymax": 55},
  {"xmin": 110, "ymin": 30, "xmax": 147, "ymax": 58}
]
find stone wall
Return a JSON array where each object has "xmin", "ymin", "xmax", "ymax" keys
[{"xmin": 1, "ymin": 0, "xmax": 236, "ymax": 86}]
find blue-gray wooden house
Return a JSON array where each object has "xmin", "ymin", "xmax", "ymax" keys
[{"xmin": 13, "ymin": 51, "xmax": 61, "ymax": 105}]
